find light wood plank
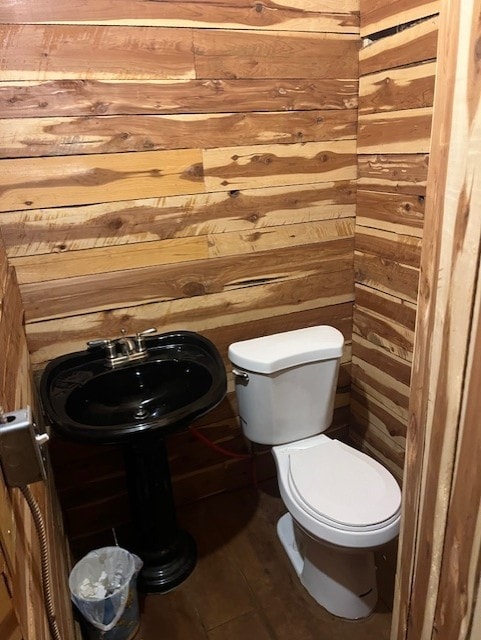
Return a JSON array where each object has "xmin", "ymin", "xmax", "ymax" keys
[
  {"xmin": 20, "ymin": 237, "xmax": 354, "ymax": 321},
  {"xmin": 0, "ymin": 110, "xmax": 357, "ymax": 158},
  {"xmin": 358, "ymin": 154, "xmax": 429, "ymax": 194},
  {"xmin": 360, "ymin": 0, "xmax": 439, "ymax": 37},
  {"xmin": 26, "ymin": 274, "xmax": 354, "ymax": 365},
  {"xmin": 354, "ymin": 251, "xmax": 420, "ymax": 303},
  {"xmin": 1, "ymin": 181, "xmax": 356, "ymax": 258},
  {"xmin": 0, "ymin": 149, "xmax": 204, "ymax": 212},
  {"xmin": 359, "ymin": 61, "xmax": 436, "ymax": 115},
  {"xmin": 355, "ymin": 227, "xmax": 422, "ymax": 268},
  {"xmin": 203, "ymin": 140, "xmax": 357, "ymax": 191}
]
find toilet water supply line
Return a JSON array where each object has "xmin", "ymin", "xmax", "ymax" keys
[{"xmin": 188, "ymin": 425, "xmax": 257, "ymax": 485}]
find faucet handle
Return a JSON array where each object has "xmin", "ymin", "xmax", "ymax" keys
[
  {"xmin": 135, "ymin": 327, "xmax": 157, "ymax": 352},
  {"xmin": 87, "ymin": 338, "xmax": 116, "ymax": 359},
  {"xmin": 137, "ymin": 327, "xmax": 157, "ymax": 337}
]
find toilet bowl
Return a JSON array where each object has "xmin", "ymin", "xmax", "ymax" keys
[
  {"xmin": 273, "ymin": 434, "xmax": 401, "ymax": 618},
  {"xmin": 228, "ymin": 326, "xmax": 402, "ymax": 619}
]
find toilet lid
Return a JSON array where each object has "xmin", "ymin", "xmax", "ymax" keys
[{"xmin": 288, "ymin": 440, "xmax": 401, "ymax": 529}]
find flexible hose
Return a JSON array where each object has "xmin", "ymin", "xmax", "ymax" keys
[
  {"xmin": 189, "ymin": 425, "xmax": 258, "ymax": 486},
  {"xmin": 20, "ymin": 485, "xmax": 63, "ymax": 640}
]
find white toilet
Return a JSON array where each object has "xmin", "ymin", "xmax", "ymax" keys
[{"xmin": 228, "ymin": 326, "xmax": 401, "ymax": 619}]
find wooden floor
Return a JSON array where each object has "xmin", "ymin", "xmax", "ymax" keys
[{"xmin": 132, "ymin": 480, "xmax": 392, "ymax": 640}]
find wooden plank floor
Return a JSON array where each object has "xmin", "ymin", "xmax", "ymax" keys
[{"xmin": 133, "ymin": 480, "xmax": 392, "ymax": 640}]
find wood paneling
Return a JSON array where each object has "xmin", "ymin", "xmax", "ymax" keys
[
  {"xmin": 0, "ymin": 1, "xmax": 357, "ymax": 551},
  {"xmin": 392, "ymin": 1, "xmax": 481, "ymax": 637},
  {"xmin": 0, "ymin": 78, "xmax": 359, "ymax": 118},
  {"xmin": 0, "ymin": 236, "xmax": 77, "ymax": 639},
  {"xmin": 351, "ymin": 5, "xmax": 438, "ymax": 483},
  {"xmin": 0, "ymin": 0, "xmax": 360, "ymax": 33},
  {"xmin": 0, "ymin": 109, "xmax": 357, "ymax": 158},
  {"xmin": 360, "ymin": 0, "xmax": 439, "ymax": 37},
  {"xmin": 359, "ymin": 16, "xmax": 438, "ymax": 76}
]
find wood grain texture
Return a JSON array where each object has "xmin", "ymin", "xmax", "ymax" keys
[
  {"xmin": 1, "ymin": 180, "xmax": 355, "ymax": 258},
  {"xmin": 359, "ymin": 61, "xmax": 436, "ymax": 115},
  {"xmin": 359, "ymin": 16, "xmax": 438, "ymax": 76},
  {"xmin": 392, "ymin": 1, "xmax": 481, "ymax": 638},
  {"xmin": 358, "ymin": 107, "xmax": 432, "ymax": 154},
  {"xmin": 0, "ymin": 109, "xmax": 357, "ymax": 158},
  {"xmin": 0, "ymin": 78, "xmax": 359, "ymax": 118},
  {"xmin": 0, "ymin": 149, "xmax": 204, "ymax": 212},
  {"xmin": 0, "ymin": 0, "xmax": 360, "ymax": 33},
  {"xmin": 193, "ymin": 29, "xmax": 359, "ymax": 79},
  {"xmin": 358, "ymin": 154, "xmax": 429, "ymax": 194},
  {"xmin": 21, "ymin": 237, "xmax": 354, "ymax": 321},
  {"xmin": 203, "ymin": 140, "xmax": 357, "ymax": 191},
  {"xmin": 0, "ymin": 25, "xmax": 196, "ymax": 80},
  {"xmin": 360, "ymin": 0, "xmax": 439, "ymax": 37},
  {"xmin": 27, "ymin": 273, "xmax": 354, "ymax": 365},
  {"xmin": 0, "ymin": 0, "xmax": 359, "ymax": 554},
  {"xmin": 357, "ymin": 189, "xmax": 424, "ymax": 236}
]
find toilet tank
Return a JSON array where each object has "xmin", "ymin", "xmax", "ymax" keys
[{"xmin": 228, "ymin": 326, "xmax": 344, "ymax": 445}]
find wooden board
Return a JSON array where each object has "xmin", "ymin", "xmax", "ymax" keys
[
  {"xmin": 357, "ymin": 189, "xmax": 424, "ymax": 237},
  {"xmin": 359, "ymin": 16, "xmax": 438, "ymax": 76},
  {"xmin": 0, "ymin": 0, "xmax": 360, "ymax": 33},
  {"xmin": 0, "ymin": 149, "xmax": 204, "ymax": 212},
  {"xmin": 358, "ymin": 154, "xmax": 429, "ymax": 194},
  {"xmin": 1, "ymin": 180, "xmax": 356, "ymax": 258},
  {"xmin": 203, "ymin": 140, "xmax": 357, "ymax": 191},
  {"xmin": 0, "ymin": 110, "xmax": 357, "ymax": 158},
  {"xmin": 193, "ymin": 29, "xmax": 359, "ymax": 80},
  {"xmin": 359, "ymin": 61, "xmax": 436, "ymax": 115},
  {"xmin": 21, "ymin": 237, "xmax": 354, "ymax": 321},
  {"xmin": 0, "ymin": 25, "xmax": 196, "ymax": 81},
  {"xmin": 360, "ymin": 0, "xmax": 439, "ymax": 37},
  {"xmin": 0, "ymin": 78, "xmax": 359, "ymax": 118},
  {"xmin": 358, "ymin": 107, "xmax": 432, "ymax": 154}
]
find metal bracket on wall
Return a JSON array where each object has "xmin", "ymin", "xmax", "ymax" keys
[{"xmin": 0, "ymin": 406, "xmax": 48, "ymax": 487}]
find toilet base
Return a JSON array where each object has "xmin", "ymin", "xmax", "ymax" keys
[{"xmin": 277, "ymin": 513, "xmax": 378, "ymax": 619}]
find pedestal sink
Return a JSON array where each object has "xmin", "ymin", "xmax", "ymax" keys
[{"xmin": 40, "ymin": 331, "xmax": 227, "ymax": 592}]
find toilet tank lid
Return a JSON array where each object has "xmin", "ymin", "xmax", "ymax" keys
[{"xmin": 228, "ymin": 326, "xmax": 344, "ymax": 373}]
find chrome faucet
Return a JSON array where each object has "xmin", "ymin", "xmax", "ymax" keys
[{"xmin": 87, "ymin": 328, "xmax": 157, "ymax": 368}]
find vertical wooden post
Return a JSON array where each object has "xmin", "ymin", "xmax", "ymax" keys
[{"xmin": 391, "ymin": 0, "xmax": 481, "ymax": 638}]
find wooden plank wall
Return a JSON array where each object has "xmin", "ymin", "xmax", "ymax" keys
[
  {"xmin": 0, "ymin": 236, "xmax": 77, "ymax": 639},
  {"xmin": 0, "ymin": 1, "xmax": 359, "ymax": 554},
  {"xmin": 392, "ymin": 0, "xmax": 481, "ymax": 636},
  {"xmin": 350, "ymin": 0, "xmax": 439, "ymax": 481}
]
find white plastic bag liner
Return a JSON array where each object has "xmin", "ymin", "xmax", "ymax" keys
[{"xmin": 69, "ymin": 547, "xmax": 142, "ymax": 632}]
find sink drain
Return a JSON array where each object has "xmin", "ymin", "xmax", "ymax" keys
[{"xmin": 134, "ymin": 408, "xmax": 149, "ymax": 420}]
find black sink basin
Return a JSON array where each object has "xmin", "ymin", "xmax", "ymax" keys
[{"xmin": 40, "ymin": 331, "xmax": 227, "ymax": 444}]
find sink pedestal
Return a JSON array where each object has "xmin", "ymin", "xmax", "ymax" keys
[{"xmin": 123, "ymin": 433, "xmax": 196, "ymax": 592}]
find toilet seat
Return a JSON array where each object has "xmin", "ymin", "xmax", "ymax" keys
[
  {"xmin": 273, "ymin": 435, "xmax": 402, "ymax": 548},
  {"xmin": 287, "ymin": 439, "xmax": 401, "ymax": 532}
]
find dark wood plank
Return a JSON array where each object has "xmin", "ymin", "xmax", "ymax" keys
[
  {"xmin": 193, "ymin": 29, "xmax": 359, "ymax": 80},
  {"xmin": 0, "ymin": 24, "xmax": 195, "ymax": 80},
  {"xmin": 0, "ymin": 78, "xmax": 359, "ymax": 118},
  {"xmin": 0, "ymin": 0, "xmax": 360, "ymax": 33},
  {"xmin": 357, "ymin": 189, "xmax": 424, "ymax": 235}
]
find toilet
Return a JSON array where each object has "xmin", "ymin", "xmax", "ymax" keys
[{"xmin": 228, "ymin": 326, "xmax": 401, "ymax": 620}]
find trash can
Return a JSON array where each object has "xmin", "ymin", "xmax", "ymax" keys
[{"xmin": 69, "ymin": 547, "xmax": 143, "ymax": 640}]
